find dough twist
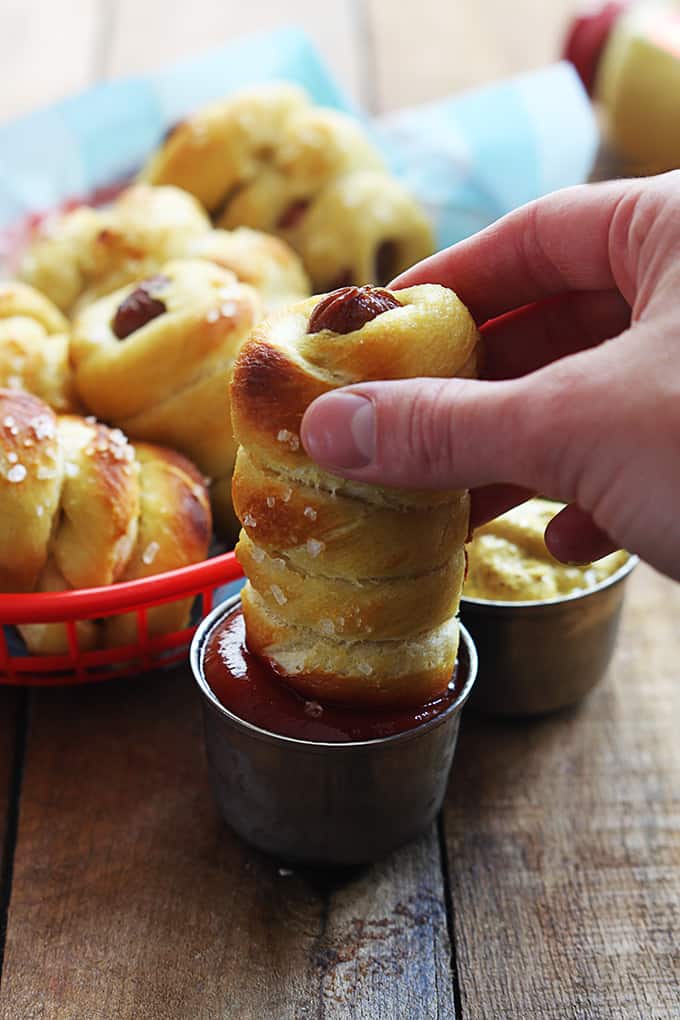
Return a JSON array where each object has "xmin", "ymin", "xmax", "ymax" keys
[
  {"xmin": 0, "ymin": 390, "xmax": 211, "ymax": 653},
  {"xmin": 18, "ymin": 184, "xmax": 308, "ymax": 316},
  {"xmin": 0, "ymin": 281, "xmax": 79, "ymax": 412},
  {"xmin": 230, "ymin": 284, "xmax": 480, "ymax": 707},
  {"xmin": 139, "ymin": 84, "xmax": 434, "ymax": 291},
  {"xmin": 70, "ymin": 258, "xmax": 262, "ymax": 534}
]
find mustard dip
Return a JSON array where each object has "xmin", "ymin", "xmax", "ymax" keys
[{"xmin": 463, "ymin": 498, "xmax": 629, "ymax": 602}]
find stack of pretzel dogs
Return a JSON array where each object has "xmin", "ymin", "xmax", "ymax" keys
[
  {"xmin": 1, "ymin": 83, "xmax": 479, "ymax": 686},
  {"xmin": 230, "ymin": 284, "xmax": 479, "ymax": 707}
]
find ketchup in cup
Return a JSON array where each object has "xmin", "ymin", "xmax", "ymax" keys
[{"xmin": 203, "ymin": 606, "xmax": 462, "ymax": 744}]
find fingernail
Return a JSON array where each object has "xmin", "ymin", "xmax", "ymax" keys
[{"xmin": 302, "ymin": 392, "xmax": 375, "ymax": 469}]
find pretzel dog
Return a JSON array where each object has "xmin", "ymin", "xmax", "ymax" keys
[
  {"xmin": 0, "ymin": 390, "xmax": 211, "ymax": 654},
  {"xmin": 0, "ymin": 281, "xmax": 79, "ymax": 412},
  {"xmin": 139, "ymin": 84, "xmax": 434, "ymax": 291},
  {"xmin": 230, "ymin": 284, "xmax": 479, "ymax": 707},
  {"xmin": 70, "ymin": 258, "xmax": 262, "ymax": 535}
]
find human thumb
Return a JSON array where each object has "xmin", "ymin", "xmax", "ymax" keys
[{"xmin": 300, "ymin": 374, "xmax": 560, "ymax": 493}]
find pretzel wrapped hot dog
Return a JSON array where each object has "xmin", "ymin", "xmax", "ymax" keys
[
  {"xmin": 230, "ymin": 284, "xmax": 479, "ymax": 707},
  {"xmin": 139, "ymin": 84, "xmax": 434, "ymax": 291},
  {"xmin": 70, "ymin": 258, "xmax": 262, "ymax": 535}
]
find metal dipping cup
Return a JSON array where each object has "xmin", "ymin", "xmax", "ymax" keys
[
  {"xmin": 459, "ymin": 556, "xmax": 638, "ymax": 717},
  {"xmin": 190, "ymin": 595, "xmax": 478, "ymax": 866}
]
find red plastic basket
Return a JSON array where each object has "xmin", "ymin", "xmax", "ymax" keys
[
  {"xmin": 1, "ymin": 186, "xmax": 247, "ymax": 688},
  {"xmin": 0, "ymin": 552, "xmax": 243, "ymax": 686}
]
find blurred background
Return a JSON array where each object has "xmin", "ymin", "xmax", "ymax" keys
[{"xmin": 1, "ymin": 0, "xmax": 579, "ymax": 120}]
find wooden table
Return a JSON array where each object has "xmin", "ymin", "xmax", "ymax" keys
[{"xmin": 1, "ymin": 3, "xmax": 679, "ymax": 1016}]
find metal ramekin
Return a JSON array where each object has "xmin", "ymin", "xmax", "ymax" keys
[
  {"xmin": 459, "ymin": 555, "xmax": 638, "ymax": 717},
  {"xmin": 190, "ymin": 594, "xmax": 478, "ymax": 866}
]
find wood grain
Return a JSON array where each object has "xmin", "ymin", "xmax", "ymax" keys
[
  {"xmin": 0, "ymin": 668, "xmax": 454, "ymax": 1019},
  {"xmin": 0, "ymin": 0, "xmax": 102, "ymax": 122},
  {"xmin": 106, "ymin": 0, "xmax": 366, "ymax": 107},
  {"xmin": 0, "ymin": 689, "xmax": 25, "ymax": 901},
  {"xmin": 367, "ymin": 0, "xmax": 579, "ymax": 112},
  {"xmin": 444, "ymin": 564, "xmax": 680, "ymax": 1018}
]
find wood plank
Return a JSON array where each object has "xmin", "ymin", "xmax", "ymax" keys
[
  {"xmin": 444, "ymin": 563, "xmax": 680, "ymax": 1018},
  {"xmin": 106, "ymin": 0, "xmax": 365, "ymax": 107},
  {"xmin": 367, "ymin": 0, "xmax": 580, "ymax": 112},
  {"xmin": 0, "ymin": 668, "xmax": 454, "ymax": 1018},
  {"xmin": 0, "ymin": 0, "xmax": 102, "ymax": 122},
  {"xmin": 0, "ymin": 689, "xmax": 25, "ymax": 928}
]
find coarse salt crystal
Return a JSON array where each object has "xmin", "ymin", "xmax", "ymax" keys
[
  {"xmin": 206, "ymin": 308, "xmax": 220, "ymax": 324},
  {"xmin": 7, "ymin": 452, "xmax": 17, "ymax": 464},
  {"xmin": 23, "ymin": 438, "xmax": 33, "ymax": 448},
  {"xmin": 65, "ymin": 461, "xmax": 79, "ymax": 478},
  {"xmin": 85, "ymin": 415, "xmax": 97, "ymax": 424},
  {"xmin": 306, "ymin": 539, "xmax": 325, "ymax": 557},
  {"xmin": 9, "ymin": 426, "xmax": 18, "ymax": 436},
  {"xmin": 276, "ymin": 429, "xmax": 300, "ymax": 450},
  {"xmin": 266, "ymin": 495, "xmax": 276, "ymax": 508},
  {"xmin": 31, "ymin": 415, "xmax": 55, "ymax": 440},
  {"xmin": 357, "ymin": 662, "xmax": 374, "ymax": 676},
  {"xmin": 7, "ymin": 464, "xmax": 26, "ymax": 483},
  {"xmin": 243, "ymin": 513, "xmax": 257, "ymax": 528},
  {"xmin": 2, "ymin": 416, "xmax": 15, "ymax": 428},
  {"xmin": 36, "ymin": 504, "xmax": 44, "ymax": 517},
  {"xmin": 303, "ymin": 506, "xmax": 317, "ymax": 520},
  {"xmin": 270, "ymin": 584, "xmax": 287, "ymax": 606},
  {"xmin": 142, "ymin": 541, "xmax": 160, "ymax": 565},
  {"xmin": 319, "ymin": 618, "xmax": 335, "ymax": 636},
  {"xmin": 220, "ymin": 301, "xmax": 237, "ymax": 318}
]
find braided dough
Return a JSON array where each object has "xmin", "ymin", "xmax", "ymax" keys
[
  {"xmin": 139, "ymin": 84, "xmax": 434, "ymax": 291},
  {"xmin": 0, "ymin": 390, "xmax": 211, "ymax": 653},
  {"xmin": 70, "ymin": 258, "xmax": 262, "ymax": 534},
  {"xmin": 0, "ymin": 281, "xmax": 79, "ymax": 412},
  {"xmin": 230, "ymin": 284, "xmax": 480, "ymax": 707}
]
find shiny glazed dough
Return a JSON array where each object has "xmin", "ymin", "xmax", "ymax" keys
[{"xmin": 230, "ymin": 284, "xmax": 480, "ymax": 707}]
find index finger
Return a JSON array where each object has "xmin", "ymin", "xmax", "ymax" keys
[{"xmin": 392, "ymin": 178, "xmax": 637, "ymax": 324}]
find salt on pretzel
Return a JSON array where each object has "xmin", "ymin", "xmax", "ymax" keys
[
  {"xmin": 0, "ymin": 390, "xmax": 211, "ymax": 653},
  {"xmin": 230, "ymin": 284, "xmax": 480, "ymax": 707}
]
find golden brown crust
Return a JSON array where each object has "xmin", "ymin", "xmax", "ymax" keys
[
  {"xmin": 70, "ymin": 258, "xmax": 262, "ymax": 532},
  {"xmin": 103, "ymin": 442, "xmax": 212, "ymax": 646},
  {"xmin": 0, "ymin": 390, "xmax": 211, "ymax": 654},
  {"xmin": 230, "ymin": 284, "xmax": 480, "ymax": 706}
]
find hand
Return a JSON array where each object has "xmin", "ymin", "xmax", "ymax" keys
[{"xmin": 301, "ymin": 171, "xmax": 680, "ymax": 581}]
